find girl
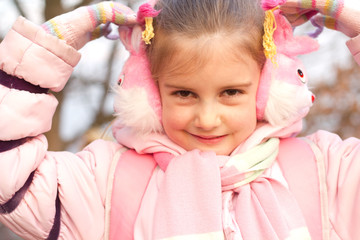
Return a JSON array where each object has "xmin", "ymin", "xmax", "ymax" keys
[{"xmin": 0, "ymin": 0, "xmax": 359, "ymax": 239}]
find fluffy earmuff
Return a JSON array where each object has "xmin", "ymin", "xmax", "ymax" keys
[
  {"xmin": 113, "ymin": 2, "xmax": 163, "ymax": 135},
  {"xmin": 256, "ymin": 9, "xmax": 319, "ymax": 126}
]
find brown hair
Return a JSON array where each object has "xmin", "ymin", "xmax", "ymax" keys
[{"xmin": 146, "ymin": 0, "xmax": 266, "ymax": 81}]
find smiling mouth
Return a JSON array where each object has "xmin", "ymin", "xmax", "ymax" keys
[{"xmin": 190, "ymin": 133, "xmax": 227, "ymax": 144}]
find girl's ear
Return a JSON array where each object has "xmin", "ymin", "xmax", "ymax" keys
[{"xmin": 118, "ymin": 25, "xmax": 143, "ymax": 54}]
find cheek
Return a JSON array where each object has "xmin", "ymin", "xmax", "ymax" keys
[
  {"xmin": 162, "ymin": 104, "xmax": 191, "ymax": 131},
  {"xmin": 246, "ymin": 109, "xmax": 258, "ymax": 131},
  {"xmin": 161, "ymin": 105, "xmax": 193, "ymax": 148},
  {"xmin": 231, "ymin": 106, "xmax": 257, "ymax": 127},
  {"xmin": 227, "ymin": 98, "xmax": 257, "ymax": 132},
  {"xmin": 246, "ymin": 98, "xmax": 258, "ymax": 128}
]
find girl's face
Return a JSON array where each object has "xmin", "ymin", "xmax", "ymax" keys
[{"xmin": 158, "ymin": 44, "xmax": 261, "ymax": 155}]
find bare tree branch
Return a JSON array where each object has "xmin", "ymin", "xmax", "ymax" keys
[
  {"xmin": 44, "ymin": 90, "xmax": 66, "ymax": 151},
  {"xmin": 301, "ymin": 57, "xmax": 360, "ymax": 139},
  {"xmin": 72, "ymin": 0, "xmax": 96, "ymax": 10},
  {"xmin": 61, "ymin": 41, "xmax": 119, "ymax": 150},
  {"xmin": 44, "ymin": 0, "xmax": 64, "ymax": 20}
]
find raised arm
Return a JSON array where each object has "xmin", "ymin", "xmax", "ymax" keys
[
  {"xmin": 279, "ymin": 0, "xmax": 360, "ymax": 64},
  {"xmin": 306, "ymin": 130, "xmax": 360, "ymax": 239},
  {"xmin": 0, "ymin": 2, "xmax": 135, "ymax": 239}
]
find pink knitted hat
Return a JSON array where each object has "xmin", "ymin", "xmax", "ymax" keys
[{"xmin": 113, "ymin": 0, "xmax": 319, "ymax": 134}]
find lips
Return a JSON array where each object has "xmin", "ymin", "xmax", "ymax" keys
[{"xmin": 190, "ymin": 133, "xmax": 227, "ymax": 144}]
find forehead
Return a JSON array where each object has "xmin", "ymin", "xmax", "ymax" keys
[
  {"xmin": 159, "ymin": 34, "xmax": 255, "ymax": 79},
  {"xmin": 159, "ymin": 40, "xmax": 261, "ymax": 88}
]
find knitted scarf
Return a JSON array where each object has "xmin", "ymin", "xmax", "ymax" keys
[{"xmin": 112, "ymin": 124, "xmax": 311, "ymax": 239}]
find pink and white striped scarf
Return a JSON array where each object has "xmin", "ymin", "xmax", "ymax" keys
[
  {"xmin": 112, "ymin": 123, "xmax": 311, "ymax": 239},
  {"xmin": 151, "ymin": 138, "xmax": 310, "ymax": 239}
]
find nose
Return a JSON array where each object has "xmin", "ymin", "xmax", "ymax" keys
[{"xmin": 194, "ymin": 101, "xmax": 222, "ymax": 130}]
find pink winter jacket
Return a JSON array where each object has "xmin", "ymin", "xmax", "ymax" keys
[{"xmin": 0, "ymin": 17, "xmax": 360, "ymax": 240}]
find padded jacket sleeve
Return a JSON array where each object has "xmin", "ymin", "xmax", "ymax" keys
[
  {"xmin": 306, "ymin": 130, "xmax": 360, "ymax": 240},
  {"xmin": 0, "ymin": 17, "xmax": 121, "ymax": 239},
  {"xmin": 347, "ymin": 33, "xmax": 360, "ymax": 65}
]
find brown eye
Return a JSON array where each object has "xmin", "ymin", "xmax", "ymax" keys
[
  {"xmin": 225, "ymin": 89, "xmax": 237, "ymax": 95},
  {"xmin": 223, "ymin": 89, "xmax": 243, "ymax": 97},
  {"xmin": 297, "ymin": 69, "xmax": 306, "ymax": 84},
  {"xmin": 174, "ymin": 90, "xmax": 194, "ymax": 98},
  {"xmin": 179, "ymin": 91, "xmax": 191, "ymax": 97}
]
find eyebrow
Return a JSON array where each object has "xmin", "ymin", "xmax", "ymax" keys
[
  {"xmin": 221, "ymin": 82, "xmax": 253, "ymax": 89},
  {"xmin": 163, "ymin": 83, "xmax": 195, "ymax": 90},
  {"xmin": 164, "ymin": 81, "xmax": 253, "ymax": 89}
]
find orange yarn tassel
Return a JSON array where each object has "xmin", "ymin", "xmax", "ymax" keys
[{"xmin": 263, "ymin": 8, "xmax": 278, "ymax": 66}]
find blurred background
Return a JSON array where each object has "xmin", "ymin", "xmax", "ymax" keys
[{"xmin": 0, "ymin": 0, "xmax": 359, "ymax": 239}]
